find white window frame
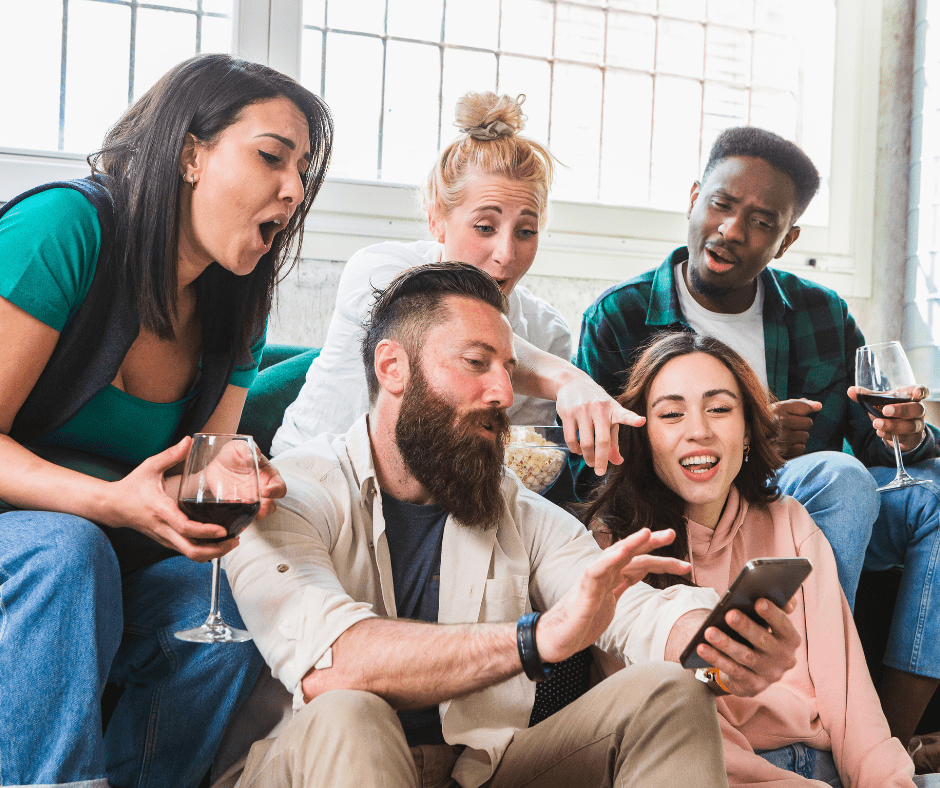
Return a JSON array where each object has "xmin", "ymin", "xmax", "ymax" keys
[{"xmin": 0, "ymin": 0, "xmax": 881, "ymax": 300}]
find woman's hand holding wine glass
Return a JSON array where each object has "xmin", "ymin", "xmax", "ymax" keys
[{"xmin": 100, "ymin": 436, "xmax": 285, "ymax": 562}]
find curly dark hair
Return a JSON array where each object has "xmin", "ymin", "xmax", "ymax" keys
[
  {"xmin": 575, "ymin": 331, "xmax": 783, "ymax": 588},
  {"xmin": 702, "ymin": 126, "xmax": 820, "ymax": 220}
]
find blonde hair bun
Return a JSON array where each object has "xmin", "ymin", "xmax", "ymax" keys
[{"xmin": 455, "ymin": 91, "xmax": 526, "ymax": 141}]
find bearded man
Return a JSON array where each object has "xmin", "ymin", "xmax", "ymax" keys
[{"xmin": 224, "ymin": 262, "xmax": 801, "ymax": 788}]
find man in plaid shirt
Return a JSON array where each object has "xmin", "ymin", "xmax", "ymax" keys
[{"xmin": 573, "ymin": 126, "xmax": 940, "ymax": 753}]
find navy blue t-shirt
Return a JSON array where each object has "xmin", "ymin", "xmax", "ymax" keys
[{"xmin": 382, "ymin": 491, "xmax": 448, "ymax": 746}]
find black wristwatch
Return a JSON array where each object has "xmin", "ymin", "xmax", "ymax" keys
[{"xmin": 517, "ymin": 612, "xmax": 553, "ymax": 682}]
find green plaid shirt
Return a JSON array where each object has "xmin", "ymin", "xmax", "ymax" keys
[{"xmin": 572, "ymin": 247, "xmax": 939, "ymax": 499}]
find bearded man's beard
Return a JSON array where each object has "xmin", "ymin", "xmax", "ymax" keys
[{"xmin": 395, "ymin": 363, "xmax": 510, "ymax": 529}]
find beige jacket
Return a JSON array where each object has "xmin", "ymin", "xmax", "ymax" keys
[{"xmin": 225, "ymin": 415, "xmax": 719, "ymax": 788}]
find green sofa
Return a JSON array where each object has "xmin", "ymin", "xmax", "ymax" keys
[{"xmin": 237, "ymin": 344, "xmax": 321, "ymax": 457}]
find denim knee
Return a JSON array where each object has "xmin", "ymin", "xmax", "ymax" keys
[
  {"xmin": 780, "ymin": 451, "xmax": 879, "ymax": 525},
  {"xmin": 0, "ymin": 511, "xmax": 121, "ymax": 611}
]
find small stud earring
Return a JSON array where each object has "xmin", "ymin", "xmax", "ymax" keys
[{"xmin": 743, "ymin": 442, "xmax": 750, "ymax": 463}]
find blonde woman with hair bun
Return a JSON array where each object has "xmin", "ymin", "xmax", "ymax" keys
[{"xmin": 274, "ymin": 91, "xmax": 641, "ymax": 483}]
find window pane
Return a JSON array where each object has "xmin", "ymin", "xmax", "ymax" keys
[
  {"xmin": 606, "ymin": 12, "xmax": 655, "ymax": 71},
  {"xmin": 753, "ymin": 0, "xmax": 797, "ymax": 31},
  {"xmin": 0, "ymin": 0, "xmax": 61, "ymax": 151},
  {"xmin": 301, "ymin": 28, "xmax": 324, "ymax": 97},
  {"xmin": 328, "ymin": 0, "xmax": 385, "ymax": 35},
  {"xmin": 749, "ymin": 87, "xmax": 797, "ymax": 140},
  {"xmin": 650, "ymin": 76, "xmax": 702, "ymax": 209},
  {"xmin": 152, "ymin": 0, "xmax": 196, "ymax": 11},
  {"xmin": 497, "ymin": 56, "xmax": 551, "ymax": 144},
  {"xmin": 705, "ymin": 24, "xmax": 751, "ymax": 83},
  {"xmin": 204, "ymin": 0, "xmax": 232, "ymax": 14},
  {"xmin": 387, "ymin": 0, "xmax": 443, "ymax": 42},
  {"xmin": 441, "ymin": 48, "xmax": 497, "ymax": 144},
  {"xmin": 382, "ymin": 41, "xmax": 440, "ymax": 183},
  {"xmin": 659, "ymin": 0, "xmax": 706, "ymax": 21},
  {"xmin": 200, "ymin": 12, "xmax": 233, "ymax": 54},
  {"xmin": 550, "ymin": 63, "xmax": 602, "ymax": 201},
  {"xmin": 600, "ymin": 70, "xmax": 652, "ymax": 206},
  {"xmin": 134, "ymin": 9, "xmax": 197, "ymax": 102},
  {"xmin": 324, "ymin": 32, "xmax": 383, "ymax": 180},
  {"xmin": 64, "ymin": 0, "xmax": 131, "ymax": 154},
  {"xmin": 706, "ymin": 0, "xmax": 754, "ymax": 28},
  {"xmin": 608, "ymin": 0, "xmax": 656, "ymax": 12},
  {"xmin": 656, "ymin": 18, "xmax": 705, "ymax": 78},
  {"xmin": 702, "ymin": 82, "xmax": 749, "ymax": 168},
  {"xmin": 443, "ymin": 0, "xmax": 499, "ymax": 50},
  {"xmin": 554, "ymin": 3, "xmax": 604, "ymax": 64},
  {"xmin": 752, "ymin": 32, "xmax": 797, "ymax": 90},
  {"xmin": 500, "ymin": 0, "xmax": 553, "ymax": 58},
  {"xmin": 304, "ymin": 0, "xmax": 326, "ymax": 27}
]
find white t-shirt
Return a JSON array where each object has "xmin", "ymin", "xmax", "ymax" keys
[
  {"xmin": 674, "ymin": 262, "xmax": 769, "ymax": 390},
  {"xmin": 271, "ymin": 240, "xmax": 572, "ymax": 456}
]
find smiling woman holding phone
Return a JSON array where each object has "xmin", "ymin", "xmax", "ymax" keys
[
  {"xmin": 580, "ymin": 331, "xmax": 925, "ymax": 788},
  {"xmin": 0, "ymin": 54, "xmax": 330, "ymax": 787}
]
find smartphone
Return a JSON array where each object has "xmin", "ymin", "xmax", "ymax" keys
[{"xmin": 680, "ymin": 557, "xmax": 812, "ymax": 670}]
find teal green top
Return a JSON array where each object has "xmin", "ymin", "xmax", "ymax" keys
[{"xmin": 0, "ymin": 188, "xmax": 265, "ymax": 467}]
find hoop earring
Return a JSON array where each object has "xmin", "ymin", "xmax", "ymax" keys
[
  {"xmin": 190, "ymin": 173, "xmax": 196, "ymax": 189},
  {"xmin": 743, "ymin": 442, "xmax": 750, "ymax": 463}
]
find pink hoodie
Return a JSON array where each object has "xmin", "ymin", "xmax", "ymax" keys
[{"xmin": 686, "ymin": 488, "xmax": 915, "ymax": 788}]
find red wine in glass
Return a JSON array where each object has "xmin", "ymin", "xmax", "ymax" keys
[
  {"xmin": 856, "ymin": 392, "xmax": 914, "ymax": 419},
  {"xmin": 178, "ymin": 499, "xmax": 260, "ymax": 543},
  {"xmin": 855, "ymin": 342, "xmax": 928, "ymax": 492},
  {"xmin": 175, "ymin": 433, "xmax": 261, "ymax": 644}
]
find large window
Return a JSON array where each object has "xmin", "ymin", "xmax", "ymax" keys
[
  {"xmin": 0, "ymin": 0, "xmax": 884, "ymax": 299},
  {"xmin": 0, "ymin": 0, "xmax": 233, "ymax": 156},
  {"xmin": 300, "ymin": 0, "xmax": 834, "ymax": 224}
]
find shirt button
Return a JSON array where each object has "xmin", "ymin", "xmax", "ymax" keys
[{"xmin": 276, "ymin": 564, "xmax": 289, "ymax": 573}]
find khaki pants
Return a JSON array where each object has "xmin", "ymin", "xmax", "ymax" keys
[{"xmin": 241, "ymin": 662, "xmax": 729, "ymax": 788}]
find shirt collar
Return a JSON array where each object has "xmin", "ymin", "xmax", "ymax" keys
[
  {"xmin": 654, "ymin": 247, "xmax": 793, "ymax": 323},
  {"xmin": 647, "ymin": 247, "xmax": 691, "ymax": 328},
  {"xmin": 344, "ymin": 413, "xmax": 381, "ymax": 504}
]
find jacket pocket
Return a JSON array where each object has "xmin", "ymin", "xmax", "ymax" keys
[{"xmin": 479, "ymin": 575, "xmax": 529, "ymax": 622}]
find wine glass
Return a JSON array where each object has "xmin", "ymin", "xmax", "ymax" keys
[
  {"xmin": 175, "ymin": 433, "xmax": 261, "ymax": 643},
  {"xmin": 855, "ymin": 342, "xmax": 929, "ymax": 492}
]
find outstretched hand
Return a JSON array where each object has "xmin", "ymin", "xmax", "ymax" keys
[
  {"xmin": 535, "ymin": 528, "xmax": 690, "ymax": 663},
  {"xmin": 556, "ymin": 376, "xmax": 645, "ymax": 476}
]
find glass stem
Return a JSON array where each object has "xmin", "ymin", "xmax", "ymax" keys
[
  {"xmin": 892, "ymin": 434, "xmax": 911, "ymax": 480},
  {"xmin": 207, "ymin": 557, "xmax": 222, "ymax": 622}
]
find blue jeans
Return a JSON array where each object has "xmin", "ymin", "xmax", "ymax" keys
[
  {"xmin": 866, "ymin": 459, "xmax": 940, "ymax": 678},
  {"xmin": 0, "ymin": 511, "xmax": 264, "ymax": 787},
  {"xmin": 756, "ymin": 744, "xmax": 842, "ymax": 786},
  {"xmin": 774, "ymin": 451, "xmax": 880, "ymax": 611}
]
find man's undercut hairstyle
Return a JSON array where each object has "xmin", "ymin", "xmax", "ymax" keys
[
  {"xmin": 702, "ymin": 126, "xmax": 820, "ymax": 221},
  {"xmin": 361, "ymin": 262, "xmax": 509, "ymax": 403}
]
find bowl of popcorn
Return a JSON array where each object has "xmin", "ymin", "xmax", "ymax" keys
[{"xmin": 504, "ymin": 426, "xmax": 569, "ymax": 494}]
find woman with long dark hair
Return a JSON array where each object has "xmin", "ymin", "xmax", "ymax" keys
[
  {"xmin": 580, "ymin": 332, "xmax": 923, "ymax": 787},
  {"xmin": 0, "ymin": 54, "xmax": 331, "ymax": 787}
]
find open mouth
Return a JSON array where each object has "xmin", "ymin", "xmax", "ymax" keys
[
  {"xmin": 705, "ymin": 245, "xmax": 738, "ymax": 272},
  {"xmin": 680, "ymin": 454, "xmax": 718, "ymax": 474},
  {"xmin": 259, "ymin": 219, "xmax": 282, "ymax": 246}
]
